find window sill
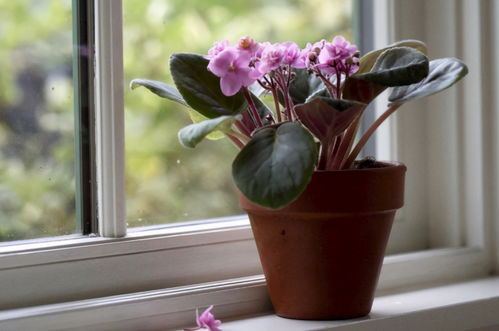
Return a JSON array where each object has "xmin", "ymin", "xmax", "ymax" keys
[
  {"xmin": 223, "ymin": 277, "xmax": 499, "ymax": 331},
  {"xmin": 1, "ymin": 276, "xmax": 498, "ymax": 330}
]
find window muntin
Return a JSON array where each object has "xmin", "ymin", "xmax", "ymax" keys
[
  {"xmin": 123, "ymin": 0, "xmax": 353, "ymax": 227},
  {"xmin": 0, "ymin": 1, "xmax": 77, "ymax": 241}
]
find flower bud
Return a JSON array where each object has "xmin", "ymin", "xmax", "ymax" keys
[{"xmin": 308, "ymin": 52, "xmax": 318, "ymax": 63}]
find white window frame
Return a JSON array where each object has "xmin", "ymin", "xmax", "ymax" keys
[{"xmin": 1, "ymin": 0, "xmax": 498, "ymax": 329}]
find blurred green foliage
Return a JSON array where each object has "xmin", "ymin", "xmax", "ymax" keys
[
  {"xmin": 0, "ymin": 0, "xmax": 352, "ymax": 241},
  {"xmin": 124, "ymin": 0, "xmax": 352, "ymax": 226},
  {"xmin": 0, "ymin": 1, "xmax": 75, "ymax": 241}
]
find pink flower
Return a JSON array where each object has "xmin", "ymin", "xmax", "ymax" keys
[
  {"xmin": 254, "ymin": 41, "xmax": 271, "ymax": 59},
  {"xmin": 184, "ymin": 305, "xmax": 222, "ymax": 331},
  {"xmin": 302, "ymin": 39, "xmax": 326, "ymax": 67},
  {"xmin": 197, "ymin": 305, "xmax": 222, "ymax": 331},
  {"xmin": 255, "ymin": 43, "xmax": 284, "ymax": 75},
  {"xmin": 206, "ymin": 40, "xmax": 229, "ymax": 59},
  {"xmin": 281, "ymin": 42, "xmax": 306, "ymax": 69},
  {"xmin": 317, "ymin": 36, "xmax": 359, "ymax": 74},
  {"xmin": 237, "ymin": 36, "xmax": 259, "ymax": 55},
  {"xmin": 207, "ymin": 47, "xmax": 255, "ymax": 96}
]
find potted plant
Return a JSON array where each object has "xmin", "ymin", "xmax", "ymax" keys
[{"xmin": 131, "ymin": 36, "xmax": 467, "ymax": 319}]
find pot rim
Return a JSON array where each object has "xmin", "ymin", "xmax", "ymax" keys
[
  {"xmin": 239, "ymin": 160, "xmax": 407, "ymax": 213},
  {"xmin": 313, "ymin": 160, "xmax": 406, "ymax": 174}
]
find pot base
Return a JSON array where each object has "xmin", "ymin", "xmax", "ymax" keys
[{"xmin": 249, "ymin": 211, "xmax": 395, "ymax": 319}]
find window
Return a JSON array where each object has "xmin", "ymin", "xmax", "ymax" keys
[
  {"xmin": 0, "ymin": 1, "xmax": 78, "ymax": 242},
  {"xmin": 122, "ymin": 0, "xmax": 353, "ymax": 226},
  {"xmin": 0, "ymin": 0, "xmax": 497, "ymax": 329}
]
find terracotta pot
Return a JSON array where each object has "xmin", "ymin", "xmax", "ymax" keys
[{"xmin": 239, "ymin": 161, "xmax": 406, "ymax": 319}]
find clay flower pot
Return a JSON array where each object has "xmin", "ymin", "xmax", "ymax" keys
[{"xmin": 239, "ymin": 161, "xmax": 406, "ymax": 319}]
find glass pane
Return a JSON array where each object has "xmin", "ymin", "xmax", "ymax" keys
[
  {"xmin": 124, "ymin": 0, "xmax": 353, "ymax": 226},
  {"xmin": 0, "ymin": 1, "xmax": 76, "ymax": 241}
]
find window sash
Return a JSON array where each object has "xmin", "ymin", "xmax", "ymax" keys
[
  {"xmin": 73, "ymin": 0, "xmax": 96, "ymax": 235},
  {"xmin": 0, "ymin": 0, "xmax": 496, "ymax": 320},
  {"xmin": 94, "ymin": 0, "xmax": 126, "ymax": 237}
]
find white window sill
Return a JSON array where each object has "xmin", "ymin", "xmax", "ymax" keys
[
  {"xmin": 222, "ymin": 277, "xmax": 499, "ymax": 331},
  {"xmin": 1, "ymin": 276, "xmax": 499, "ymax": 330}
]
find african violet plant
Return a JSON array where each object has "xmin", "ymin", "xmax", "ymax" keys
[{"xmin": 131, "ymin": 36, "xmax": 467, "ymax": 210}]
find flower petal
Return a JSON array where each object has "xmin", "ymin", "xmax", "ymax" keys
[
  {"xmin": 207, "ymin": 48, "xmax": 237, "ymax": 77},
  {"xmin": 220, "ymin": 73, "xmax": 243, "ymax": 96}
]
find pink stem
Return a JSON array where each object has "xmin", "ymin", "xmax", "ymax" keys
[
  {"xmin": 242, "ymin": 87, "xmax": 263, "ymax": 127},
  {"xmin": 335, "ymin": 67, "xmax": 341, "ymax": 99},
  {"xmin": 270, "ymin": 87, "xmax": 282, "ymax": 122},
  {"xmin": 226, "ymin": 133, "xmax": 245, "ymax": 149},
  {"xmin": 314, "ymin": 69, "xmax": 337, "ymax": 99},
  {"xmin": 317, "ymin": 141, "xmax": 329, "ymax": 170},
  {"xmin": 328, "ymin": 112, "xmax": 363, "ymax": 170},
  {"xmin": 235, "ymin": 120, "xmax": 251, "ymax": 138},
  {"xmin": 275, "ymin": 72, "xmax": 292, "ymax": 121},
  {"xmin": 342, "ymin": 104, "xmax": 401, "ymax": 169}
]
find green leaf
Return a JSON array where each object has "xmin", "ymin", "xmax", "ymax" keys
[
  {"xmin": 389, "ymin": 58, "xmax": 468, "ymax": 105},
  {"xmin": 354, "ymin": 47, "xmax": 429, "ymax": 87},
  {"xmin": 286, "ymin": 68, "xmax": 326, "ymax": 105},
  {"xmin": 357, "ymin": 40, "xmax": 428, "ymax": 74},
  {"xmin": 294, "ymin": 97, "xmax": 366, "ymax": 143},
  {"xmin": 305, "ymin": 86, "xmax": 329, "ymax": 103},
  {"xmin": 232, "ymin": 122, "xmax": 318, "ymax": 209},
  {"xmin": 188, "ymin": 111, "xmax": 224, "ymax": 140},
  {"xmin": 343, "ymin": 47, "xmax": 428, "ymax": 103},
  {"xmin": 170, "ymin": 53, "xmax": 246, "ymax": 118},
  {"xmin": 342, "ymin": 77, "xmax": 386, "ymax": 104},
  {"xmin": 178, "ymin": 115, "xmax": 240, "ymax": 148},
  {"xmin": 130, "ymin": 78, "xmax": 188, "ymax": 107}
]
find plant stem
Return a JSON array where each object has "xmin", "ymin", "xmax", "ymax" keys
[
  {"xmin": 287, "ymin": 91, "xmax": 296, "ymax": 121},
  {"xmin": 225, "ymin": 133, "xmax": 245, "ymax": 149},
  {"xmin": 335, "ymin": 67, "xmax": 341, "ymax": 99},
  {"xmin": 242, "ymin": 87, "xmax": 263, "ymax": 127},
  {"xmin": 230, "ymin": 131, "xmax": 250, "ymax": 144},
  {"xmin": 314, "ymin": 69, "xmax": 337, "ymax": 99},
  {"xmin": 235, "ymin": 120, "xmax": 251, "ymax": 138},
  {"xmin": 342, "ymin": 104, "xmax": 402, "ymax": 169},
  {"xmin": 276, "ymin": 74, "xmax": 292, "ymax": 121},
  {"xmin": 270, "ymin": 87, "xmax": 282, "ymax": 122},
  {"xmin": 317, "ymin": 141, "xmax": 329, "ymax": 170},
  {"xmin": 329, "ymin": 112, "xmax": 363, "ymax": 170}
]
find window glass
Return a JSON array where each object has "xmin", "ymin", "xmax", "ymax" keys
[
  {"xmin": 124, "ymin": 0, "xmax": 353, "ymax": 226},
  {"xmin": 0, "ymin": 1, "xmax": 76, "ymax": 241}
]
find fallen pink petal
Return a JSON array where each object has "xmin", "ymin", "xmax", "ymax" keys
[{"xmin": 196, "ymin": 305, "xmax": 222, "ymax": 331}]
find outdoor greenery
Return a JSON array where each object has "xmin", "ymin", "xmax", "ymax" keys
[
  {"xmin": 0, "ymin": 0, "xmax": 351, "ymax": 241},
  {"xmin": 0, "ymin": 1, "xmax": 75, "ymax": 241},
  {"xmin": 124, "ymin": 0, "xmax": 352, "ymax": 226}
]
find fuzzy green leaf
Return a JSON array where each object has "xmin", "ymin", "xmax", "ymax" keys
[
  {"xmin": 294, "ymin": 97, "xmax": 366, "ymax": 143},
  {"xmin": 354, "ymin": 47, "xmax": 429, "ymax": 87},
  {"xmin": 389, "ymin": 58, "xmax": 468, "ymax": 105},
  {"xmin": 357, "ymin": 39, "xmax": 428, "ymax": 74},
  {"xmin": 232, "ymin": 122, "xmax": 317, "ymax": 209},
  {"xmin": 285, "ymin": 68, "xmax": 326, "ymax": 105},
  {"xmin": 178, "ymin": 115, "xmax": 240, "ymax": 148},
  {"xmin": 130, "ymin": 79, "xmax": 188, "ymax": 107},
  {"xmin": 170, "ymin": 53, "xmax": 246, "ymax": 118}
]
